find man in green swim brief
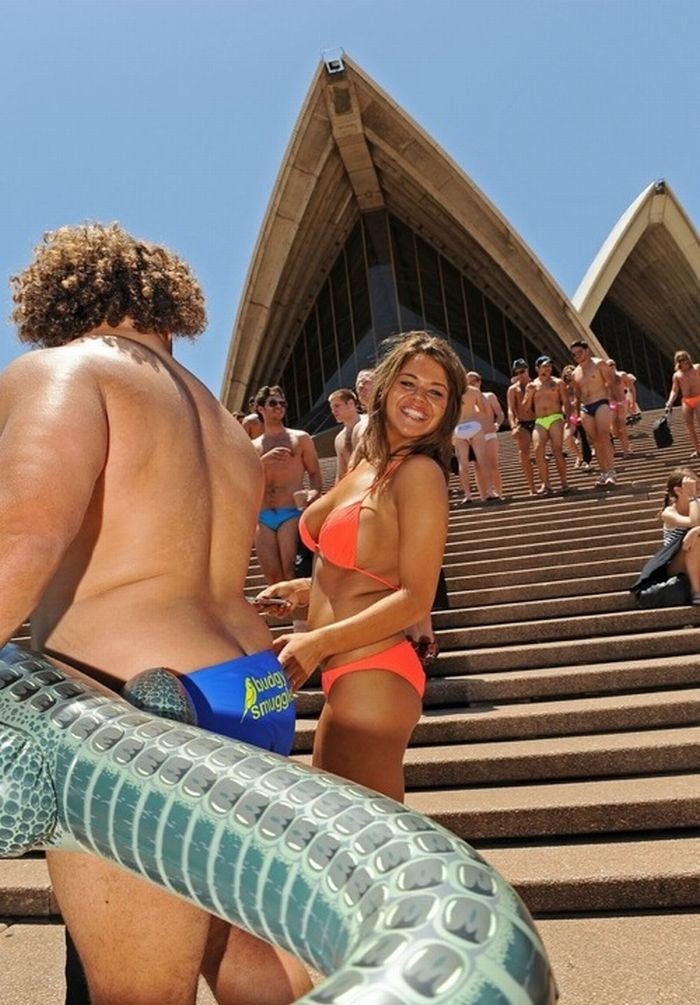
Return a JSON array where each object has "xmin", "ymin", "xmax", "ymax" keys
[{"xmin": 523, "ymin": 356, "xmax": 571, "ymax": 494}]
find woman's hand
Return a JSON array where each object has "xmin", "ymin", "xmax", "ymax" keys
[
  {"xmin": 253, "ymin": 579, "xmax": 310, "ymax": 619},
  {"xmin": 683, "ymin": 526, "xmax": 700, "ymax": 551},
  {"xmin": 681, "ymin": 474, "xmax": 698, "ymax": 496},
  {"xmin": 273, "ymin": 630, "xmax": 328, "ymax": 692}
]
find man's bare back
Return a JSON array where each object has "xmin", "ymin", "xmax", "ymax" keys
[{"xmin": 0, "ymin": 332, "xmax": 270, "ymax": 680}]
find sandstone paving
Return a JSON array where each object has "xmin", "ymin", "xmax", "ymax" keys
[{"xmin": 537, "ymin": 912, "xmax": 700, "ymax": 1004}]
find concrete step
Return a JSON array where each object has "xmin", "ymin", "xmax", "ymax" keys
[
  {"xmin": 296, "ymin": 726, "xmax": 700, "ymax": 787},
  {"xmin": 436, "ymin": 606, "xmax": 700, "ymax": 649},
  {"xmin": 479, "ymin": 834, "xmax": 700, "ymax": 913},
  {"xmin": 294, "ymin": 655, "xmax": 700, "ymax": 716},
  {"xmin": 444, "ymin": 529, "xmax": 659, "ymax": 564},
  {"xmin": 446, "ymin": 517, "xmax": 660, "ymax": 550},
  {"xmin": 423, "ymin": 655, "xmax": 700, "ymax": 705},
  {"xmin": 446, "ymin": 572, "xmax": 635, "ymax": 607},
  {"xmin": 446, "ymin": 493, "xmax": 660, "ymax": 529},
  {"xmin": 294, "ymin": 688, "xmax": 700, "ymax": 750},
  {"xmin": 405, "ymin": 726, "xmax": 700, "ymax": 786},
  {"xmin": 10, "ymin": 910, "xmax": 696, "ymax": 1005},
  {"xmin": 435, "ymin": 590, "xmax": 636, "ymax": 626},
  {"xmin": 435, "ymin": 557, "xmax": 641, "ymax": 591},
  {"xmin": 405, "ymin": 773, "xmax": 700, "ymax": 840},
  {"xmin": 0, "ymin": 856, "xmax": 56, "ymax": 917},
  {"xmin": 436, "ymin": 627, "xmax": 700, "ymax": 673},
  {"xmin": 443, "ymin": 540, "xmax": 653, "ymax": 575},
  {"xmin": 4, "ymin": 831, "xmax": 698, "ymax": 919}
]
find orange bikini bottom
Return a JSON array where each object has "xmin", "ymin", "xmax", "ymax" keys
[{"xmin": 321, "ymin": 639, "xmax": 426, "ymax": 699}]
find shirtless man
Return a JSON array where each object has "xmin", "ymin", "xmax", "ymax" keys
[
  {"xmin": 328, "ymin": 387, "xmax": 361, "ymax": 482},
  {"xmin": 665, "ymin": 350, "xmax": 700, "ymax": 457},
  {"xmin": 241, "ymin": 396, "xmax": 264, "ymax": 439},
  {"xmin": 570, "ymin": 338, "xmax": 616, "ymax": 486},
  {"xmin": 561, "ymin": 365, "xmax": 592, "ymax": 470},
  {"xmin": 606, "ymin": 359, "xmax": 632, "ymax": 457},
  {"xmin": 465, "ymin": 371, "xmax": 503, "ymax": 499},
  {"xmin": 453, "ymin": 373, "xmax": 497, "ymax": 503},
  {"xmin": 522, "ymin": 356, "xmax": 571, "ymax": 494},
  {"xmin": 506, "ymin": 358, "xmax": 536, "ymax": 494},
  {"xmin": 354, "ymin": 367, "xmax": 375, "ymax": 439},
  {"xmin": 253, "ymin": 386, "xmax": 322, "ymax": 584},
  {"xmin": 1, "ymin": 223, "xmax": 311, "ymax": 1005}
]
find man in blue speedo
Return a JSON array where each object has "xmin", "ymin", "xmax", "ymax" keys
[
  {"xmin": 252, "ymin": 385, "xmax": 323, "ymax": 585},
  {"xmin": 2, "ymin": 222, "xmax": 311, "ymax": 1003}
]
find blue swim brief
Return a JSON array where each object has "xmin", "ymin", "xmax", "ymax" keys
[
  {"xmin": 259, "ymin": 507, "xmax": 300, "ymax": 532},
  {"xmin": 180, "ymin": 650, "xmax": 295, "ymax": 755}
]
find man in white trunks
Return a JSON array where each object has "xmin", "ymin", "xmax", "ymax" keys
[
  {"xmin": 467, "ymin": 371, "xmax": 504, "ymax": 498},
  {"xmin": 453, "ymin": 372, "xmax": 498, "ymax": 503}
]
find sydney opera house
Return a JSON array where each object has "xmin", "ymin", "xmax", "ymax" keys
[{"xmin": 221, "ymin": 53, "xmax": 699, "ymax": 433}]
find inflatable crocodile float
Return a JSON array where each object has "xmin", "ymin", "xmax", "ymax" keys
[{"xmin": 0, "ymin": 643, "xmax": 557, "ymax": 1003}]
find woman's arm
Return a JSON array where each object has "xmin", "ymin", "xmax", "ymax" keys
[
  {"xmin": 662, "ymin": 479, "xmax": 700, "ymax": 528},
  {"xmin": 274, "ymin": 456, "xmax": 448, "ymax": 688}
]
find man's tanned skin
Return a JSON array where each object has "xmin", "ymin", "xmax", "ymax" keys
[
  {"xmin": 252, "ymin": 386, "xmax": 322, "ymax": 585},
  {"xmin": 666, "ymin": 350, "xmax": 700, "ymax": 457},
  {"xmin": 522, "ymin": 358, "xmax": 570, "ymax": 494},
  {"xmin": 2, "ymin": 223, "xmax": 310, "ymax": 1005},
  {"xmin": 507, "ymin": 363, "xmax": 536, "ymax": 494},
  {"xmin": 570, "ymin": 339, "xmax": 616, "ymax": 485}
]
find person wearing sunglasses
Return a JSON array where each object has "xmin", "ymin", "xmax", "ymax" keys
[
  {"xmin": 507, "ymin": 359, "xmax": 537, "ymax": 494},
  {"xmin": 252, "ymin": 385, "xmax": 323, "ymax": 585}
]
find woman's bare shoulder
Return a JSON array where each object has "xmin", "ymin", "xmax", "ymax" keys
[{"xmin": 394, "ymin": 454, "xmax": 446, "ymax": 489}]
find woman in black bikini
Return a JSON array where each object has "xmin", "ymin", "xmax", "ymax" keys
[{"xmin": 257, "ymin": 332, "xmax": 465, "ymax": 800}]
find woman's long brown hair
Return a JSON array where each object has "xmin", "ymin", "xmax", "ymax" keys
[{"xmin": 353, "ymin": 331, "xmax": 466, "ymax": 479}]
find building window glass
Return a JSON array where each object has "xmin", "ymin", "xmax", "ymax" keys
[
  {"xmin": 362, "ymin": 212, "xmax": 400, "ymax": 342},
  {"xmin": 390, "ymin": 216, "xmax": 424, "ymax": 332},
  {"xmin": 276, "ymin": 209, "xmax": 535, "ymax": 432},
  {"xmin": 591, "ymin": 300, "xmax": 669, "ymax": 408},
  {"xmin": 462, "ymin": 277, "xmax": 490, "ymax": 375},
  {"xmin": 416, "ymin": 237, "xmax": 448, "ymax": 336}
]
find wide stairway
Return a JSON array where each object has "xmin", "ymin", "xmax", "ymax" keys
[{"xmin": 2, "ymin": 410, "xmax": 699, "ymax": 1004}]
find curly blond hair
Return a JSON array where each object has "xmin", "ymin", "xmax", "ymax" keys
[{"xmin": 11, "ymin": 223, "xmax": 206, "ymax": 346}]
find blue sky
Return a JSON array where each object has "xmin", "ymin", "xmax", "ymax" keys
[{"xmin": 2, "ymin": 0, "xmax": 698, "ymax": 394}]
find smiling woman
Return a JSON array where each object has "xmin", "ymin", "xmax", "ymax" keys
[{"xmin": 256, "ymin": 332, "xmax": 465, "ymax": 802}]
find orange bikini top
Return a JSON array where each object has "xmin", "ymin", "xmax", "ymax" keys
[{"xmin": 299, "ymin": 461, "xmax": 401, "ymax": 590}]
